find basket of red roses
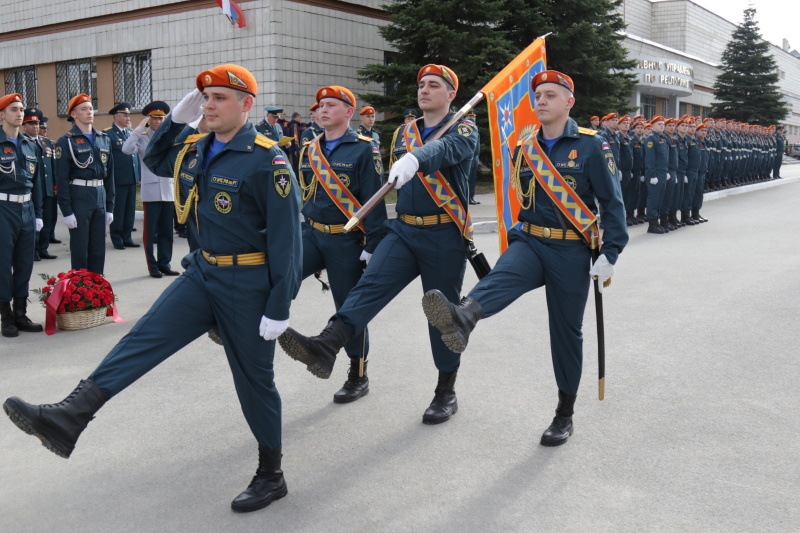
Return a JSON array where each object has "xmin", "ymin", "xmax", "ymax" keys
[{"xmin": 33, "ymin": 270, "xmax": 117, "ymax": 331}]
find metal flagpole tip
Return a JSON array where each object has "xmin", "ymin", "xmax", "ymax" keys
[{"xmin": 344, "ymin": 217, "xmax": 358, "ymax": 232}]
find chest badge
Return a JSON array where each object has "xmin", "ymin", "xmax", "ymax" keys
[
  {"xmin": 567, "ymin": 149, "xmax": 579, "ymax": 167},
  {"xmin": 188, "ymin": 158, "xmax": 197, "ymax": 170},
  {"xmin": 214, "ymin": 191, "xmax": 232, "ymax": 214},
  {"xmin": 101, "ymin": 153, "xmax": 108, "ymax": 164}
]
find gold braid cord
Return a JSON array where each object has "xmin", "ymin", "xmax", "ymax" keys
[
  {"xmin": 512, "ymin": 143, "xmax": 536, "ymax": 210},
  {"xmin": 389, "ymin": 127, "xmax": 401, "ymax": 168},
  {"xmin": 173, "ymin": 144, "xmax": 198, "ymax": 225},
  {"xmin": 298, "ymin": 142, "xmax": 317, "ymax": 202}
]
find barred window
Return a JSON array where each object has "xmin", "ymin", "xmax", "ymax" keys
[
  {"xmin": 640, "ymin": 95, "xmax": 656, "ymax": 120},
  {"xmin": 56, "ymin": 58, "xmax": 97, "ymax": 116},
  {"xmin": 4, "ymin": 66, "xmax": 38, "ymax": 107},
  {"xmin": 113, "ymin": 51, "xmax": 152, "ymax": 110}
]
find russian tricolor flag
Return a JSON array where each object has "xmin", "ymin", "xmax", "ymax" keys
[{"xmin": 217, "ymin": 0, "xmax": 246, "ymax": 28}]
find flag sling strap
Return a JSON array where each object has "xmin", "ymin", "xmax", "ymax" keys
[
  {"xmin": 306, "ymin": 138, "xmax": 366, "ymax": 233},
  {"xmin": 519, "ymin": 132, "xmax": 597, "ymax": 243},
  {"xmin": 403, "ymin": 122, "xmax": 473, "ymax": 240}
]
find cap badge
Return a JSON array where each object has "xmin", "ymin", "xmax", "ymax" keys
[{"xmin": 227, "ymin": 71, "xmax": 247, "ymax": 89}]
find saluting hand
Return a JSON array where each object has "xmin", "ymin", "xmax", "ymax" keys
[
  {"xmin": 387, "ymin": 153, "xmax": 419, "ymax": 189},
  {"xmin": 172, "ymin": 89, "xmax": 204, "ymax": 125}
]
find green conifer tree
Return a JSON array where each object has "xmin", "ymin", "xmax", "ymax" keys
[{"xmin": 710, "ymin": 7, "xmax": 789, "ymax": 125}]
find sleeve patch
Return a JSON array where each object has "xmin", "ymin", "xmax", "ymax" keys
[
  {"xmin": 458, "ymin": 123, "xmax": 474, "ymax": 137},
  {"xmin": 647, "ymin": 141, "xmax": 654, "ymax": 148}
]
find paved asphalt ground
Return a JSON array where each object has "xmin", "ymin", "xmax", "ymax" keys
[{"xmin": 2, "ymin": 164, "xmax": 799, "ymax": 532}]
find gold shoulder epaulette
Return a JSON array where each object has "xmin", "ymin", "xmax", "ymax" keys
[
  {"xmin": 103, "ymin": 126, "xmax": 113, "ymax": 131},
  {"xmin": 357, "ymin": 134, "xmax": 373, "ymax": 143},
  {"xmin": 183, "ymin": 133, "xmax": 208, "ymax": 144},
  {"xmin": 578, "ymin": 127, "xmax": 597, "ymax": 136},
  {"xmin": 254, "ymin": 133, "xmax": 278, "ymax": 149}
]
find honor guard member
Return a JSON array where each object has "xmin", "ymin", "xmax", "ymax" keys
[
  {"xmin": 279, "ymin": 64, "xmax": 479, "ymax": 424},
  {"xmin": 38, "ymin": 117, "xmax": 62, "ymax": 245},
  {"xmin": 660, "ymin": 118, "xmax": 678, "ymax": 231},
  {"xmin": 421, "ymin": 70, "xmax": 628, "ymax": 446},
  {"xmin": 681, "ymin": 120, "xmax": 701, "ymax": 225},
  {"xmin": 4, "ymin": 64, "xmax": 302, "ymax": 513},
  {"xmin": 773, "ymin": 126, "xmax": 784, "ymax": 179},
  {"xmin": 22, "ymin": 108, "xmax": 58, "ymax": 260},
  {"xmin": 122, "ymin": 101, "xmax": 179, "ymax": 278},
  {"xmin": 256, "ymin": 106, "xmax": 284, "ymax": 143},
  {"xmin": 672, "ymin": 118, "xmax": 689, "ymax": 228},
  {"xmin": 389, "ymin": 108, "xmax": 419, "ymax": 167},
  {"xmin": 636, "ymin": 121, "xmax": 652, "ymax": 222},
  {"xmin": 357, "ymin": 106, "xmax": 380, "ymax": 150},
  {"xmin": 600, "ymin": 113, "xmax": 620, "ymax": 168},
  {"xmin": 644, "ymin": 116, "xmax": 669, "ymax": 234},
  {"xmin": 589, "ymin": 115, "xmax": 600, "ymax": 131},
  {"xmin": 616, "ymin": 115, "xmax": 634, "ymax": 225},
  {"xmin": 295, "ymin": 86, "xmax": 387, "ymax": 403},
  {"xmin": 55, "ymin": 94, "xmax": 115, "ymax": 274},
  {"xmin": 300, "ymin": 102, "xmax": 323, "ymax": 146},
  {"xmin": 629, "ymin": 119, "xmax": 646, "ymax": 224},
  {"xmin": 0, "ymin": 93, "xmax": 44, "ymax": 337},
  {"xmin": 106, "ymin": 103, "xmax": 141, "ymax": 250},
  {"xmin": 691, "ymin": 122, "xmax": 709, "ymax": 223}
]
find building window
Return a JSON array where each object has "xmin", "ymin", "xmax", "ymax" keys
[
  {"xmin": 660, "ymin": 98, "xmax": 668, "ymax": 117},
  {"xmin": 113, "ymin": 51, "xmax": 152, "ymax": 110},
  {"xmin": 56, "ymin": 58, "xmax": 97, "ymax": 116},
  {"xmin": 4, "ymin": 66, "xmax": 38, "ymax": 107},
  {"xmin": 641, "ymin": 95, "xmax": 656, "ymax": 119},
  {"xmin": 679, "ymin": 102, "xmax": 688, "ymax": 116}
]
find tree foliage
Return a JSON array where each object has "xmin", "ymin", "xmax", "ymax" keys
[{"xmin": 710, "ymin": 7, "xmax": 789, "ymax": 125}]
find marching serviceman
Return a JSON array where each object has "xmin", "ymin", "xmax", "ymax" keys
[
  {"xmin": 4, "ymin": 64, "xmax": 302, "ymax": 513},
  {"xmin": 55, "ymin": 94, "xmax": 115, "ymax": 275},
  {"xmin": 106, "ymin": 103, "xmax": 141, "ymax": 250},
  {"xmin": 122, "ymin": 101, "xmax": 179, "ymax": 278},
  {"xmin": 21, "ymin": 108, "xmax": 58, "ymax": 260},
  {"xmin": 279, "ymin": 64, "xmax": 479, "ymax": 425},
  {"xmin": 389, "ymin": 108, "xmax": 419, "ymax": 167},
  {"xmin": 0, "ymin": 93, "xmax": 44, "ymax": 337},
  {"xmin": 357, "ymin": 105, "xmax": 380, "ymax": 149},
  {"xmin": 420, "ymin": 70, "xmax": 627, "ymax": 446},
  {"xmin": 294, "ymin": 85, "xmax": 387, "ymax": 403}
]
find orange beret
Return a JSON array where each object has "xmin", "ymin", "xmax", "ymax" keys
[
  {"xmin": 316, "ymin": 86, "xmax": 356, "ymax": 108},
  {"xmin": 531, "ymin": 70, "xmax": 574, "ymax": 93},
  {"xmin": 418, "ymin": 64, "xmax": 459, "ymax": 91},
  {"xmin": 665, "ymin": 118, "xmax": 678, "ymax": 124},
  {"xmin": 0, "ymin": 93, "xmax": 23, "ymax": 111},
  {"xmin": 590, "ymin": 116, "xmax": 599, "ymax": 121},
  {"xmin": 309, "ymin": 102, "xmax": 319, "ymax": 112},
  {"xmin": 631, "ymin": 120, "xmax": 644, "ymax": 129},
  {"xmin": 643, "ymin": 122, "xmax": 652, "ymax": 129},
  {"xmin": 360, "ymin": 106, "xmax": 376, "ymax": 115},
  {"xmin": 633, "ymin": 115, "xmax": 645, "ymax": 121},
  {"xmin": 650, "ymin": 115, "xmax": 665, "ymax": 124},
  {"xmin": 695, "ymin": 123, "xmax": 707, "ymax": 131},
  {"xmin": 196, "ymin": 64, "xmax": 257, "ymax": 96},
  {"xmin": 68, "ymin": 94, "xmax": 92, "ymax": 115},
  {"xmin": 716, "ymin": 118, "xmax": 726, "ymax": 123},
  {"xmin": 602, "ymin": 113, "xmax": 618, "ymax": 122},
  {"xmin": 618, "ymin": 115, "xmax": 630, "ymax": 123}
]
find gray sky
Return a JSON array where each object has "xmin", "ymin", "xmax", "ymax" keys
[{"xmin": 653, "ymin": 0, "xmax": 798, "ymax": 49}]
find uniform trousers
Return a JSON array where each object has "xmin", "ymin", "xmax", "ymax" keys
[
  {"xmin": 773, "ymin": 158, "xmax": 782, "ymax": 178},
  {"xmin": 691, "ymin": 171, "xmax": 706, "ymax": 211},
  {"xmin": 646, "ymin": 171, "xmax": 667, "ymax": 220},
  {"xmin": 142, "ymin": 201, "xmax": 174, "ymax": 273},
  {"xmin": 36, "ymin": 195, "xmax": 57, "ymax": 256},
  {"xmin": 681, "ymin": 171, "xmax": 697, "ymax": 212},
  {"xmin": 67, "ymin": 185, "xmax": 107, "ymax": 274},
  {"xmin": 0, "ymin": 201, "xmax": 35, "ymax": 301},
  {"xmin": 467, "ymin": 229, "xmax": 591, "ymax": 396},
  {"xmin": 301, "ymin": 223, "xmax": 368, "ymax": 358},
  {"xmin": 49, "ymin": 194, "xmax": 59, "ymax": 241},
  {"xmin": 110, "ymin": 183, "xmax": 136, "ymax": 246},
  {"xmin": 620, "ymin": 170, "xmax": 633, "ymax": 212},
  {"xmin": 88, "ymin": 250, "xmax": 281, "ymax": 449},
  {"xmin": 637, "ymin": 176, "xmax": 648, "ymax": 214},
  {"xmin": 336, "ymin": 219, "xmax": 466, "ymax": 373},
  {"xmin": 673, "ymin": 171, "xmax": 686, "ymax": 212}
]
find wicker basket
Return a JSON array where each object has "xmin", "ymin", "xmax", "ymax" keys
[{"xmin": 56, "ymin": 307, "xmax": 108, "ymax": 331}]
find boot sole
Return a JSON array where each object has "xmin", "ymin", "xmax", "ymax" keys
[
  {"xmin": 421, "ymin": 292, "xmax": 468, "ymax": 353},
  {"xmin": 333, "ymin": 387, "xmax": 369, "ymax": 404},
  {"xmin": 230, "ymin": 485, "xmax": 288, "ymax": 513},
  {"xmin": 3, "ymin": 400, "xmax": 71, "ymax": 458},
  {"xmin": 422, "ymin": 402, "xmax": 458, "ymax": 425},
  {"xmin": 278, "ymin": 332, "xmax": 332, "ymax": 379},
  {"xmin": 540, "ymin": 426, "xmax": 574, "ymax": 447}
]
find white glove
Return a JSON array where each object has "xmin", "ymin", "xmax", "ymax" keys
[
  {"xmin": 649, "ymin": 177, "xmax": 658, "ymax": 185},
  {"xmin": 172, "ymin": 89, "xmax": 205, "ymax": 125},
  {"xmin": 684, "ymin": 176, "xmax": 688, "ymax": 184},
  {"xmin": 259, "ymin": 316, "xmax": 289, "ymax": 341},
  {"xmin": 359, "ymin": 250, "xmax": 372, "ymax": 265},
  {"xmin": 35, "ymin": 218, "xmax": 43, "ymax": 232},
  {"xmin": 589, "ymin": 254, "xmax": 615, "ymax": 294},
  {"xmin": 640, "ymin": 175, "xmax": 645, "ymax": 182},
  {"xmin": 63, "ymin": 214, "xmax": 78, "ymax": 229},
  {"xmin": 387, "ymin": 153, "xmax": 419, "ymax": 189},
  {"xmin": 617, "ymin": 170, "xmax": 622, "ymax": 181},
  {"xmin": 105, "ymin": 212, "xmax": 114, "ymax": 225}
]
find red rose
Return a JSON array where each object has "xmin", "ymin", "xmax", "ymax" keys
[
  {"xmin": 68, "ymin": 303, "xmax": 76, "ymax": 312},
  {"xmin": 77, "ymin": 301, "xmax": 86, "ymax": 309},
  {"xmin": 47, "ymin": 278, "xmax": 56, "ymax": 286},
  {"xmin": 77, "ymin": 287, "xmax": 88, "ymax": 294},
  {"xmin": 71, "ymin": 294, "xmax": 80, "ymax": 302},
  {"xmin": 91, "ymin": 299, "xmax": 101, "ymax": 307},
  {"xmin": 58, "ymin": 305, "xmax": 66, "ymax": 313},
  {"xmin": 85, "ymin": 281, "xmax": 93, "ymax": 288},
  {"xmin": 42, "ymin": 286, "xmax": 51, "ymax": 293}
]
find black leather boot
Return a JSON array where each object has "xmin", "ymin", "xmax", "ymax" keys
[
  {"xmin": 668, "ymin": 212, "xmax": 681, "ymax": 229},
  {"xmin": 659, "ymin": 214, "xmax": 671, "ymax": 232},
  {"xmin": 231, "ymin": 446, "xmax": 288, "ymax": 512},
  {"xmin": 3, "ymin": 380, "xmax": 107, "ymax": 458},
  {"xmin": 333, "ymin": 358, "xmax": 369, "ymax": 404},
  {"xmin": 278, "ymin": 317, "xmax": 350, "ymax": 379},
  {"xmin": 422, "ymin": 289, "xmax": 483, "ymax": 354},
  {"xmin": 693, "ymin": 209, "xmax": 708, "ymax": 223},
  {"xmin": 422, "ymin": 370, "xmax": 458, "ymax": 424},
  {"xmin": 13, "ymin": 297, "xmax": 43, "ymax": 333},
  {"xmin": 1, "ymin": 301, "xmax": 18, "ymax": 338},
  {"xmin": 647, "ymin": 218, "xmax": 666, "ymax": 234},
  {"xmin": 681, "ymin": 210, "xmax": 697, "ymax": 226},
  {"xmin": 540, "ymin": 390, "xmax": 577, "ymax": 447},
  {"xmin": 635, "ymin": 209, "xmax": 646, "ymax": 223}
]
